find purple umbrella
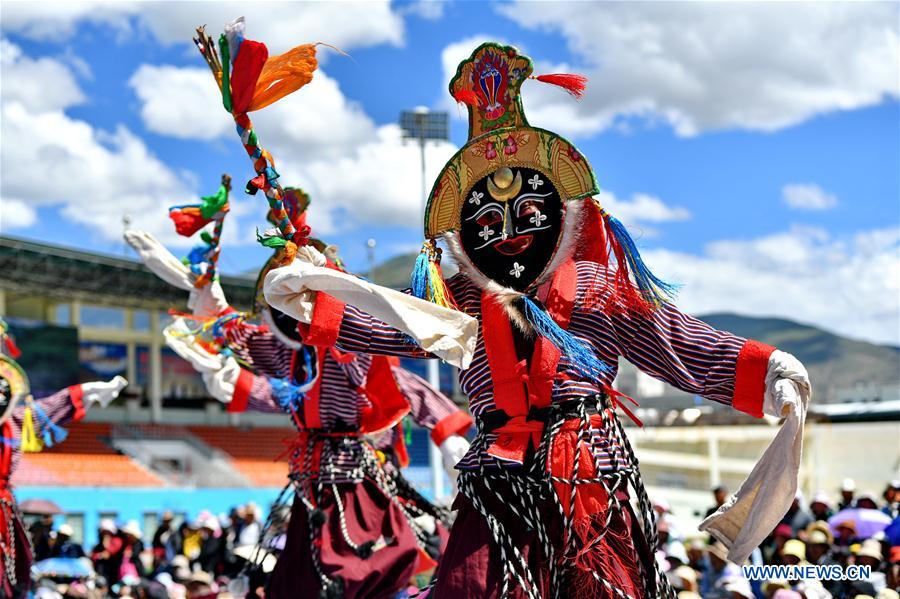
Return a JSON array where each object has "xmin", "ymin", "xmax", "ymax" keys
[{"xmin": 828, "ymin": 508, "xmax": 892, "ymax": 539}]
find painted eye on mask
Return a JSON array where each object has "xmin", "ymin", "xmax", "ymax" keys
[
  {"xmin": 516, "ymin": 199, "xmax": 543, "ymax": 217},
  {"xmin": 474, "ymin": 208, "xmax": 503, "ymax": 228}
]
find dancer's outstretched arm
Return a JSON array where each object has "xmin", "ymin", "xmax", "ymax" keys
[
  {"xmin": 125, "ymin": 230, "xmax": 229, "ymax": 318},
  {"xmin": 7, "ymin": 377, "xmax": 128, "ymax": 475},
  {"xmin": 579, "ymin": 261, "xmax": 810, "ymax": 563},
  {"xmin": 264, "ymin": 249, "xmax": 477, "ymax": 368}
]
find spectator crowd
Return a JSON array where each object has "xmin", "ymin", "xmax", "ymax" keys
[
  {"xmin": 657, "ymin": 479, "xmax": 900, "ymax": 599},
  {"xmin": 25, "ymin": 479, "xmax": 900, "ymax": 598},
  {"xmin": 28, "ymin": 501, "xmax": 282, "ymax": 598}
]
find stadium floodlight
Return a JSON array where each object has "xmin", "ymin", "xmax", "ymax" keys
[{"xmin": 399, "ymin": 107, "xmax": 450, "ymax": 224}]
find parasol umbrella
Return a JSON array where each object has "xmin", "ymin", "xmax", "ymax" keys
[
  {"xmin": 828, "ymin": 507, "xmax": 892, "ymax": 539},
  {"xmin": 883, "ymin": 515, "xmax": 900, "ymax": 546},
  {"xmin": 19, "ymin": 498, "xmax": 62, "ymax": 515},
  {"xmin": 31, "ymin": 557, "xmax": 93, "ymax": 579}
]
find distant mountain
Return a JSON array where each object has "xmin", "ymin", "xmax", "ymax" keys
[
  {"xmin": 367, "ymin": 252, "xmax": 419, "ymax": 289},
  {"xmin": 698, "ymin": 313, "xmax": 900, "ymax": 402}
]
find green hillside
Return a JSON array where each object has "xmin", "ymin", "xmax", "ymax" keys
[{"xmin": 699, "ymin": 313, "xmax": 899, "ymax": 401}]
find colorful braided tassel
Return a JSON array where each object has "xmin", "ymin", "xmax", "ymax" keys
[
  {"xmin": 520, "ymin": 296, "xmax": 612, "ymax": 379},
  {"xmin": 194, "ymin": 21, "xmax": 317, "ymax": 249},
  {"xmin": 270, "ymin": 377, "xmax": 307, "ymax": 413},
  {"xmin": 409, "ymin": 241, "xmax": 457, "ymax": 309},
  {"xmin": 0, "ymin": 319, "xmax": 21, "ymax": 359},
  {"xmin": 270, "ymin": 347, "xmax": 316, "ymax": 413}
]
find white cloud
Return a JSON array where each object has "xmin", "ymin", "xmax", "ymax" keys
[
  {"xmin": 403, "ymin": 0, "xmax": 447, "ymax": 21},
  {"xmin": 0, "ymin": 41, "xmax": 198, "ymax": 246},
  {"xmin": 296, "ymin": 124, "xmax": 458, "ymax": 232},
  {"xmin": 599, "ymin": 191, "xmax": 690, "ymax": 225},
  {"xmin": 782, "ymin": 183, "xmax": 838, "ymax": 211},
  {"xmin": 127, "ymin": 62, "xmax": 455, "ymax": 234},
  {"xmin": 129, "ymin": 64, "xmax": 375, "ymax": 160},
  {"xmin": 1, "ymin": 1, "xmax": 404, "ymax": 53},
  {"xmin": 494, "ymin": 2, "xmax": 899, "ymax": 138},
  {"xmin": 1, "ymin": 198, "xmax": 37, "ymax": 229},
  {"xmin": 0, "ymin": 38, "xmax": 85, "ymax": 111},
  {"xmin": 645, "ymin": 226, "xmax": 900, "ymax": 345},
  {"xmin": 129, "ymin": 65, "xmax": 229, "ymax": 141}
]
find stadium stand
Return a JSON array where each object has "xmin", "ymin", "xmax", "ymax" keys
[
  {"xmin": 15, "ymin": 423, "xmax": 166, "ymax": 486},
  {"xmin": 186, "ymin": 426, "xmax": 291, "ymax": 487}
]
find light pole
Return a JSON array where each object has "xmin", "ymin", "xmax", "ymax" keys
[
  {"xmin": 399, "ymin": 107, "xmax": 450, "ymax": 502},
  {"xmin": 366, "ymin": 238, "xmax": 377, "ymax": 284}
]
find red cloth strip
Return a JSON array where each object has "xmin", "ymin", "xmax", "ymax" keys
[
  {"xmin": 229, "ymin": 40, "xmax": 268, "ymax": 114},
  {"xmin": 430, "ymin": 410, "xmax": 473, "ymax": 447},
  {"xmin": 359, "ymin": 356, "xmax": 410, "ymax": 434},
  {"xmin": 299, "ymin": 292, "xmax": 346, "ymax": 347},
  {"xmin": 227, "ymin": 368, "xmax": 254, "ymax": 413},
  {"xmin": 481, "ymin": 260, "xmax": 578, "ymax": 462},
  {"xmin": 68, "ymin": 385, "xmax": 86, "ymax": 422},
  {"xmin": 732, "ymin": 339, "xmax": 776, "ymax": 418}
]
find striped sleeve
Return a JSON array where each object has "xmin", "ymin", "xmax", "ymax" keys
[
  {"xmin": 36, "ymin": 387, "xmax": 85, "ymax": 425},
  {"xmin": 391, "ymin": 366, "xmax": 472, "ymax": 445},
  {"xmin": 336, "ymin": 304, "xmax": 432, "ymax": 358},
  {"xmin": 608, "ymin": 301, "xmax": 772, "ymax": 416}
]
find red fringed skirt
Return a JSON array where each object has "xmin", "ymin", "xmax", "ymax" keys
[
  {"xmin": 267, "ymin": 478, "xmax": 420, "ymax": 599},
  {"xmin": 432, "ymin": 477, "xmax": 652, "ymax": 599}
]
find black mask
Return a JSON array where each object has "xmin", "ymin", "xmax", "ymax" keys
[{"xmin": 459, "ymin": 166, "xmax": 563, "ymax": 291}]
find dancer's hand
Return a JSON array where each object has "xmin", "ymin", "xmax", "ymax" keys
[
  {"xmin": 164, "ymin": 320, "xmax": 226, "ymax": 373},
  {"xmin": 439, "ymin": 434, "xmax": 470, "ymax": 476},
  {"xmin": 764, "ymin": 350, "xmax": 810, "ymax": 418},
  {"xmin": 202, "ymin": 357, "xmax": 242, "ymax": 405},
  {"xmin": 295, "ymin": 244, "xmax": 326, "ymax": 267},
  {"xmin": 82, "ymin": 376, "xmax": 128, "ymax": 408},
  {"xmin": 188, "ymin": 279, "xmax": 230, "ymax": 318},
  {"xmin": 125, "ymin": 230, "xmax": 195, "ymax": 291}
]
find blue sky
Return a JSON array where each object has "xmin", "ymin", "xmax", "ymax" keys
[{"xmin": 1, "ymin": 1, "xmax": 898, "ymax": 344}]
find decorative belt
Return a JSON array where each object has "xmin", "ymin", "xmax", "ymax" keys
[{"xmin": 477, "ymin": 398, "xmax": 600, "ymax": 435}]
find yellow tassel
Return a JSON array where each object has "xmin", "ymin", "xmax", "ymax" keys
[
  {"xmin": 427, "ymin": 260, "xmax": 453, "ymax": 308},
  {"xmin": 21, "ymin": 405, "xmax": 43, "ymax": 453}
]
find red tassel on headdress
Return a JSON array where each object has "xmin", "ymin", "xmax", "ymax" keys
[
  {"xmin": 4, "ymin": 336, "xmax": 21, "ymax": 359},
  {"xmin": 453, "ymin": 89, "xmax": 480, "ymax": 107},
  {"xmin": 533, "ymin": 73, "xmax": 588, "ymax": 99}
]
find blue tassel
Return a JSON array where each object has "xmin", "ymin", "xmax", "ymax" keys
[
  {"xmin": 270, "ymin": 377, "xmax": 306, "ymax": 412},
  {"xmin": 30, "ymin": 402, "xmax": 68, "ymax": 448},
  {"xmin": 410, "ymin": 250, "xmax": 430, "ymax": 300},
  {"xmin": 520, "ymin": 296, "xmax": 612, "ymax": 379},
  {"xmin": 605, "ymin": 214, "xmax": 679, "ymax": 306},
  {"xmin": 269, "ymin": 347, "xmax": 316, "ymax": 412}
]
